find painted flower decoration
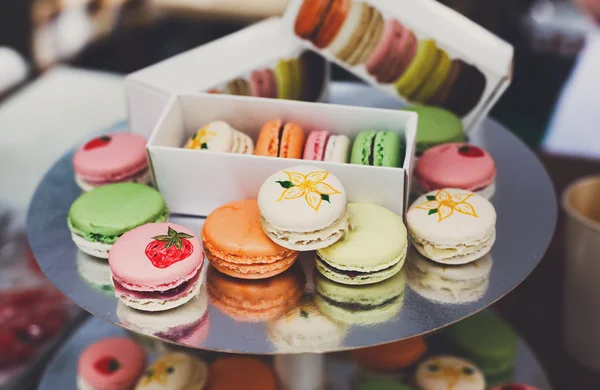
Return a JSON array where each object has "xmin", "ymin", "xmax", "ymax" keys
[
  {"xmin": 185, "ymin": 127, "xmax": 216, "ymax": 150},
  {"xmin": 275, "ymin": 171, "xmax": 340, "ymax": 212},
  {"xmin": 139, "ymin": 356, "xmax": 185, "ymax": 386},
  {"xmin": 415, "ymin": 189, "xmax": 478, "ymax": 222}
]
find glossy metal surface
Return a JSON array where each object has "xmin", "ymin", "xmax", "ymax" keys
[
  {"xmin": 38, "ymin": 314, "xmax": 552, "ymax": 390},
  {"xmin": 26, "ymin": 82, "xmax": 557, "ymax": 354}
]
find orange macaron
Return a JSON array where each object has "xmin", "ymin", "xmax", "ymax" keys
[
  {"xmin": 206, "ymin": 263, "xmax": 304, "ymax": 322},
  {"xmin": 294, "ymin": 0, "xmax": 351, "ymax": 48},
  {"xmin": 254, "ymin": 119, "xmax": 306, "ymax": 159},
  {"xmin": 202, "ymin": 199, "xmax": 299, "ymax": 279},
  {"xmin": 207, "ymin": 357, "xmax": 277, "ymax": 390},
  {"xmin": 350, "ymin": 336, "xmax": 427, "ymax": 371}
]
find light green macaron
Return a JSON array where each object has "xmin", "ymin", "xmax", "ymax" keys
[
  {"xmin": 315, "ymin": 270, "xmax": 405, "ymax": 325},
  {"xmin": 401, "ymin": 105, "xmax": 464, "ymax": 155},
  {"xmin": 350, "ymin": 131, "xmax": 403, "ymax": 167},
  {"xmin": 316, "ymin": 203, "xmax": 407, "ymax": 285}
]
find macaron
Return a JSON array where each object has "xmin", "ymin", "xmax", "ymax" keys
[
  {"xmin": 407, "ymin": 189, "xmax": 496, "ymax": 264},
  {"xmin": 207, "ymin": 357, "xmax": 277, "ymax": 390},
  {"xmin": 444, "ymin": 312, "xmax": 517, "ymax": 383},
  {"xmin": 183, "ymin": 120, "xmax": 254, "ymax": 154},
  {"xmin": 401, "ymin": 106, "xmax": 465, "ymax": 156},
  {"xmin": 267, "ymin": 300, "xmax": 348, "ymax": 352},
  {"xmin": 117, "ymin": 291, "xmax": 209, "ymax": 345},
  {"xmin": 315, "ymin": 270, "xmax": 405, "ymax": 325},
  {"xmin": 406, "ymin": 249, "xmax": 492, "ymax": 304},
  {"xmin": 73, "ymin": 132, "xmax": 150, "ymax": 192},
  {"xmin": 415, "ymin": 356, "xmax": 486, "ymax": 390},
  {"xmin": 275, "ymin": 58, "xmax": 302, "ymax": 100},
  {"xmin": 202, "ymin": 199, "xmax": 299, "ymax": 279},
  {"xmin": 357, "ymin": 379, "xmax": 411, "ymax": 390},
  {"xmin": 258, "ymin": 165, "xmax": 350, "ymax": 251},
  {"xmin": 490, "ymin": 385, "xmax": 540, "ymax": 390},
  {"xmin": 68, "ymin": 183, "xmax": 168, "ymax": 258},
  {"xmin": 394, "ymin": 40, "xmax": 440, "ymax": 99},
  {"xmin": 77, "ymin": 337, "xmax": 146, "ymax": 390},
  {"xmin": 249, "ymin": 68, "xmax": 278, "ymax": 99},
  {"xmin": 109, "ymin": 222, "xmax": 204, "ymax": 312},
  {"xmin": 299, "ymin": 50, "xmax": 327, "ymax": 101},
  {"xmin": 327, "ymin": 2, "xmax": 384, "ymax": 66},
  {"xmin": 254, "ymin": 119, "xmax": 306, "ymax": 159},
  {"xmin": 350, "ymin": 131, "xmax": 403, "ymax": 167},
  {"xmin": 316, "ymin": 203, "xmax": 407, "ymax": 285},
  {"xmin": 207, "ymin": 263, "xmax": 304, "ymax": 322},
  {"xmin": 135, "ymin": 352, "xmax": 208, "ymax": 390},
  {"xmin": 416, "ymin": 144, "xmax": 496, "ymax": 199},
  {"xmin": 351, "ymin": 336, "xmax": 427, "ymax": 371},
  {"xmin": 429, "ymin": 59, "xmax": 487, "ymax": 118},
  {"xmin": 223, "ymin": 77, "xmax": 251, "ymax": 96},
  {"xmin": 76, "ymin": 251, "xmax": 114, "ymax": 294},
  {"xmin": 294, "ymin": 0, "xmax": 351, "ymax": 49},
  {"xmin": 303, "ymin": 130, "xmax": 351, "ymax": 163},
  {"xmin": 366, "ymin": 20, "xmax": 417, "ymax": 84}
]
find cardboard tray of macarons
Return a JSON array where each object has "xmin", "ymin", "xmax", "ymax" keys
[{"xmin": 67, "ymin": 0, "xmax": 508, "ymax": 321}]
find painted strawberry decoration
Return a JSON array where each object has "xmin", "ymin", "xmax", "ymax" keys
[
  {"xmin": 458, "ymin": 145, "xmax": 484, "ymax": 158},
  {"xmin": 83, "ymin": 135, "xmax": 111, "ymax": 151},
  {"xmin": 94, "ymin": 356, "xmax": 121, "ymax": 375},
  {"xmin": 145, "ymin": 227, "xmax": 194, "ymax": 268}
]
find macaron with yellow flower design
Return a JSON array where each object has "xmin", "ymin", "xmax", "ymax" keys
[
  {"xmin": 134, "ymin": 352, "xmax": 207, "ymax": 390},
  {"xmin": 415, "ymin": 356, "xmax": 485, "ymax": 390},
  {"xmin": 406, "ymin": 188, "xmax": 496, "ymax": 265},
  {"xmin": 183, "ymin": 120, "xmax": 253, "ymax": 154},
  {"xmin": 258, "ymin": 165, "xmax": 350, "ymax": 251}
]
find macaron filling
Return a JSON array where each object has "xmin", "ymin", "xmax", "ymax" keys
[
  {"xmin": 316, "ymin": 253, "xmax": 399, "ymax": 279},
  {"xmin": 77, "ymin": 163, "xmax": 149, "ymax": 185},
  {"xmin": 113, "ymin": 269, "xmax": 200, "ymax": 301}
]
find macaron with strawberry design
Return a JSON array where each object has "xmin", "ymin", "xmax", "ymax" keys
[
  {"xmin": 77, "ymin": 337, "xmax": 146, "ymax": 390},
  {"xmin": 416, "ymin": 143, "xmax": 496, "ymax": 199},
  {"xmin": 73, "ymin": 132, "xmax": 151, "ymax": 192},
  {"xmin": 109, "ymin": 223, "xmax": 204, "ymax": 312}
]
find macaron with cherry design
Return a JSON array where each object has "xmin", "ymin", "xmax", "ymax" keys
[
  {"xmin": 109, "ymin": 223, "xmax": 204, "ymax": 312},
  {"xmin": 77, "ymin": 337, "xmax": 146, "ymax": 390}
]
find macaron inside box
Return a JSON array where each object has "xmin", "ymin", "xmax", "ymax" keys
[
  {"xmin": 303, "ymin": 130, "xmax": 351, "ymax": 163},
  {"xmin": 72, "ymin": 132, "xmax": 151, "ymax": 192},
  {"xmin": 350, "ymin": 130, "xmax": 404, "ymax": 167},
  {"xmin": 184, "ymin": 120, "xmax": 254, "ymax": 154},
  {"xmin": 255, "ymin": 119, "xmax": 306, "ymax": 159},
  {"xmin": 108, "ymin": 223, "xmax": 204, "ymax": 312}
]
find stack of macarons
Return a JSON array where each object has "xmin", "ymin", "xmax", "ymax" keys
[
  {"xmin": 184, "ymin": 121, "xmax": 254, "ymax": 155},
  {"xmin": 72, "ymin": 132, "xmax": 151, "ymax": 192},
  {"xmin": 211, "ymin": 50, "xmax": 327, "ymax": 102},
  {"xmin": 293, "ymin": 0, "xmax": 487, "ymax": 117}
]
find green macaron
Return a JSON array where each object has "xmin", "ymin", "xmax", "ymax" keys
[
  {"xmin": 315, "ymin": 271, "xmax": 405, "ymax": 325},
  {"xmin": 68, "ymin": 183, "xmax": 168, "ymax": 245},
  {"xmin": 316, "ymin": 203, "xmax": 407, "ymax": 285},
  {"xmin": 443, "ymin": 311, "xmax": 517, "ymax": 378},
  {"xmin": 357, "ymin": 379, "xmax": 411, "ymax": 390},
  {"xmin": 275, "ymin": 58, "xmax": 302, "ymax": 100},
  {"xmin": 401, "ymin": 105, "xmax": 465, "ymax": 155},
  {"xmin": 350, "ymin": 131, "xmax": 403, "ymax": 167}
]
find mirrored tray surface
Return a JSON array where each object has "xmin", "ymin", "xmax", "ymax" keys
[{"xmin": 27, "ymin": 82, "xmax": 557, "ymax": 354}]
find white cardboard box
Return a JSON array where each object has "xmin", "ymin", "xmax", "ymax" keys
[
  {"xmin": 282, "ymin": 0, "xmax": 514, "ymax": 131},
  {"xmin": 126, "ymin": 17, "xmax": 329, "ymax": 138},
  {"xmin": 147, "ymin": 93, "xmax": 417, "ymax": 217}
]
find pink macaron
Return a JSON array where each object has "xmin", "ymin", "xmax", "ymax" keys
[
  {"xmin": 73, "ymin": 132, "xmax": 150, "ymax": 192},
  {"xmin": 109, "ymin": 223, "xmax": 204, "ymax": 312},
  {"xmin": 415, "ymin": 143, "xmax": 496, "ymax": 199},
  {"xmin": 366, "ymin": 19, "xmax": 417, "ymax": 84},
  {"xmin": 302, "ymin": 130, "xmax": 350, "ymax": 163},
  {"xmin": 250, "ymin": 68, "xmax": 278, "ymax": 99},
  {"xmin": 490, "ymin": 385, "xmax": 541, "ymax": 390},
  {"xmin": 77, "ymin": 337, "xmax": 146, "ymax": 390}
]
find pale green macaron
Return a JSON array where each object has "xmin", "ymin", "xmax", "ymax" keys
[
  {"xmin": 315, "ymin": 271, "xmax": 405, "ymax": 325},
  {"xmin": 316, "ymin": 203, "xmax": 407, "ymax": 285}
]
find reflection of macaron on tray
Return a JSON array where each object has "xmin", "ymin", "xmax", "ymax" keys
[
  {"xmin": 283, "ymin": 0, "xmax": 513, "ymax": 130},
  {"xmin": 207, "ymin": 50, "xmax": 328, "ymax": 103}
]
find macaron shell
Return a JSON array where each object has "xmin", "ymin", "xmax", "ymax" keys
[
  {"xmin": 258, "ymin": 165, "xmax": 347, "ymax": 232},
  {"xmin": 279, "ymin": 122, "xmax": 306, "ymax": 158},
  {"xmin": 109, "ymin": 223, "xmax": 203, "ymax": 291},
  {"xmin": 415, "ymin": 356, "xmax": 486, "ymax": 390},
  {"xmin": 413, "ymin": 48, "xmax": 452, "ymax": 103},
  {"xmin": 373, "ymin": 131, "xmax": 402, "ymax": 167},
  {"xmin": 275, "ymin": 60, "xmax": 291, "ymax": 100},
  {"xmin": 303, "ymin": 130, "xmax": 331, "ymax": 161},
  {"xmin": 401, "ymin": 106, "xmax": 465, "ymax": 154},
  {"xmin": 255, "ymin": 119, "xmax": 282, "ymax": 157},
  {"xmin": 316, "ymin": 252, "xmax": 404, "ymax": 285},
  {"xmin": 250, "ymin": 68, "xmax": 277, "ymax": 98},
  {"xmin": 314, "ymin": 0, "xmax": 351, "ymax": 49},
  {"xmin": 135, "ymin": 352, "xmax": 207, "ymax": 390},
  {"xmin": 394, "ymin": 39, "xmax": 438, "ymax": 98},
  {"xmin": 224, "ymin": 78, "xmax": 251, "ymax": 96},
  {"xmin": 184, "ymin": 121, "xmax": 234, "ymax": 152},
  {"xmin": 347, "ymin": 5, "xmax": 384, "ymax": 66},
  {"xmin": 79, "ymin": 337, "xmax": 146, "ymax": 390},
  {"xmin": 416, "ymin": 143, "xmax": 496, "ymax": 192},
  {"xmin": 207, "ymin": 357, "xmax": 277, "ymax": 390},
  {"xmin": 294, "ymin": 0, "xmax": 331, "ymax": 41},
  {"xmin": 350, "ymin": 131, "xmax": 375, "ymax": 165},
  {"xmin": 324, "ymin": 135, "xmax": 350, "ymax": 163},
  {"xmin": 206, "ymin": 249, "xmax": 298, "ymax": 279},
  {"xmin": 351, "ymin": 336, "xmax": 427, "ymax": 370},
  {"xmin": 73, "ymin": 132, "xmax": 148, "ymax": 181}
]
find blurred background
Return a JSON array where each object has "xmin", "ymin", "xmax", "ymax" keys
[{"xmin": 1, "ymin": 0, "xmax": 600, "ymax": 389}]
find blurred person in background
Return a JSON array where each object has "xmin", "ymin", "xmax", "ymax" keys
[{"xmin": 543, "ymin": 0, "xmax": 600, "ymax": 158}]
